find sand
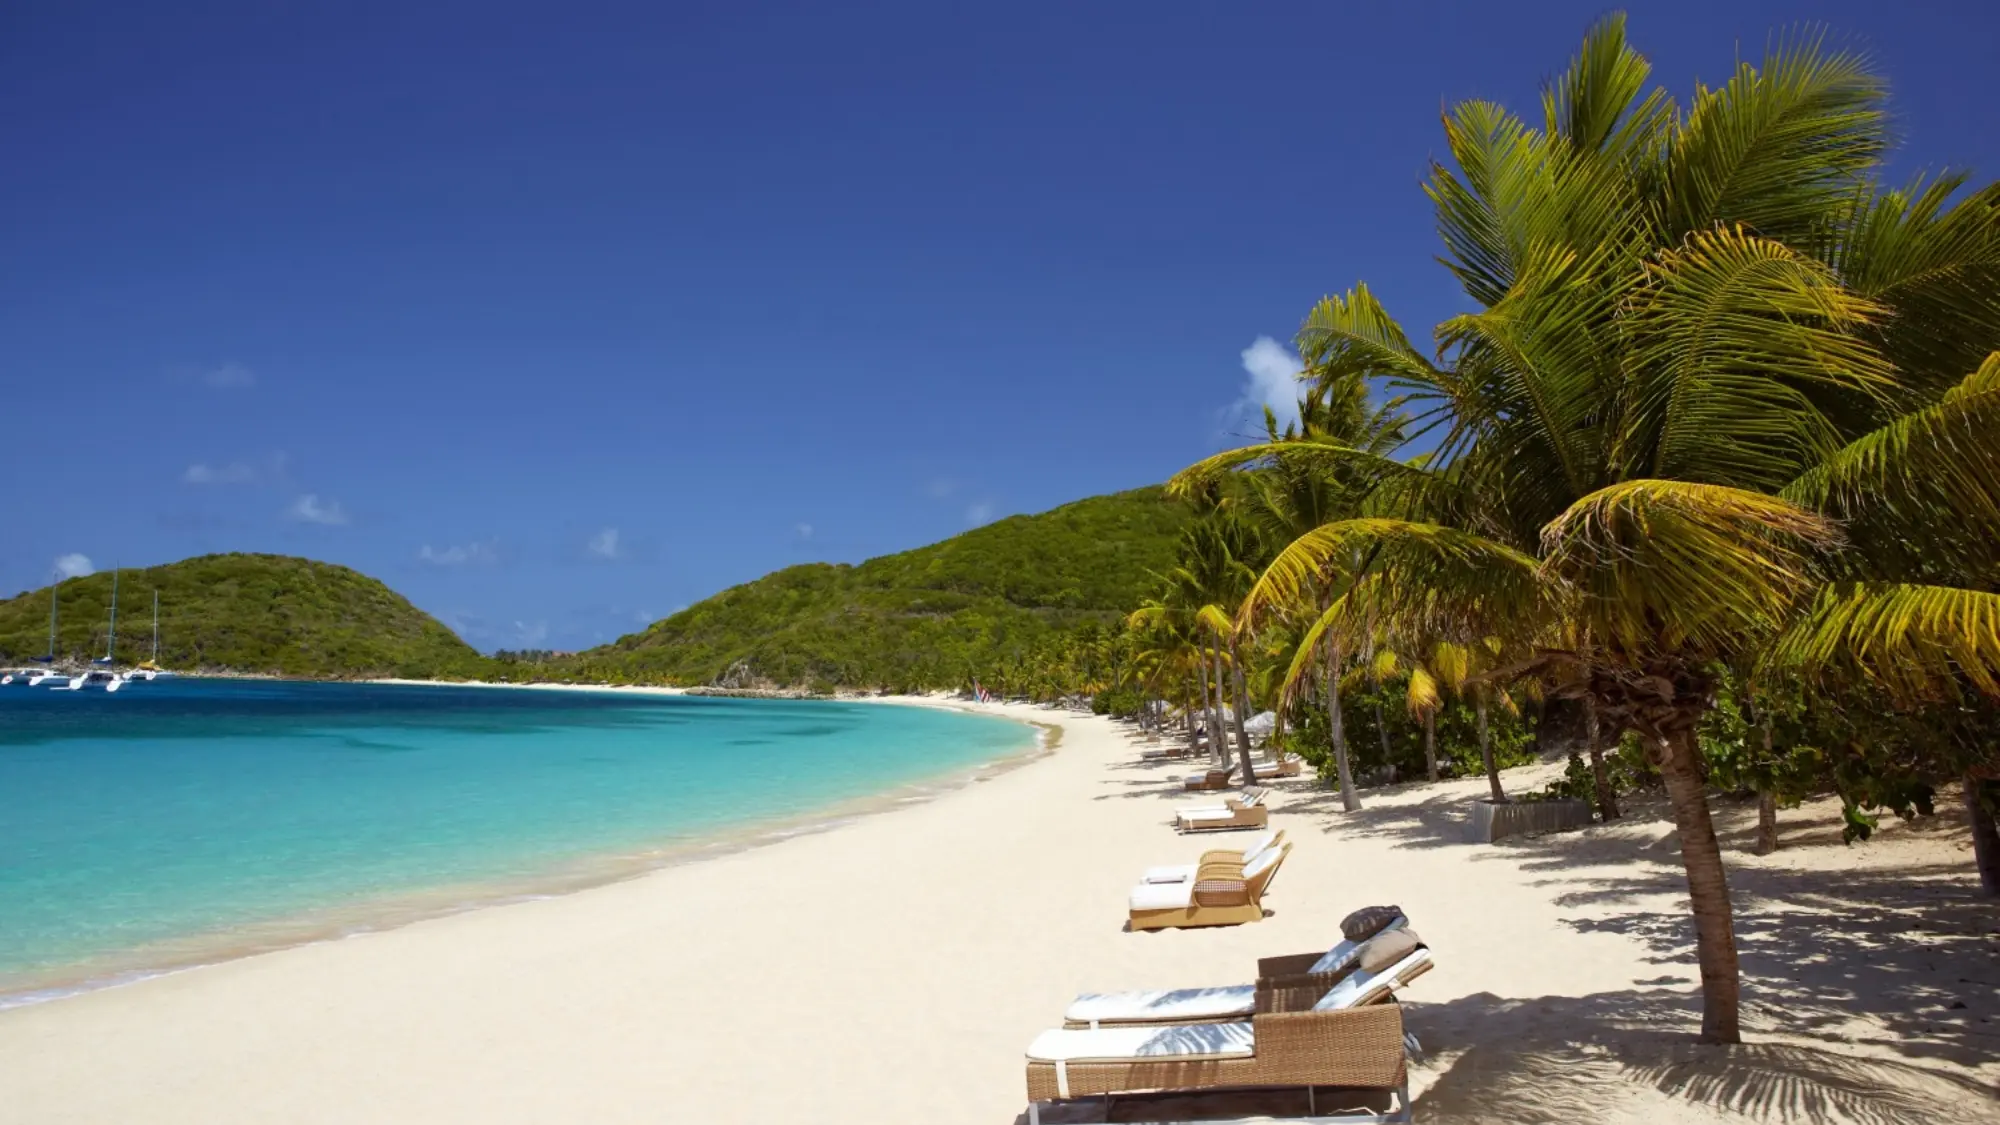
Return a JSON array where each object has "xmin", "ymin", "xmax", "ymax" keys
[{"xmin": 0, "ymin": 699, "xmax": 1993, "ymax": 1123}]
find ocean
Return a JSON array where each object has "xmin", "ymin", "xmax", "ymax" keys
[{"xmin": 0, "ymin": 678, "xmax": 1033, "ymax": 1005}]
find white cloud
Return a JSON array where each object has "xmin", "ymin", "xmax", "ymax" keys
[
  {"xmin": 418, "ymin": 540, "xmax": 499, "ymax": 567},
  {"xmin": 587, "ymin": 527, "xmax": 621, "ymax": 560},
  {"xmin": 795, "ymin": 522, "xmax": 814, "ymax": 539},
  {"xmin": 287, "ymin": 494, "xmax": 349, "ymax": 526},
  {"xmin": 925, "ymin": 477, "xmax": 958, "ymax": 498},
  {"xmin": 513, "ymin": 620, "xmax": 550, "ymax": 646},
  {"xmin": 966, "ymin": 502, "xmax": 996, "ymax": 526},
  {"xmin": 634, "ymin": 609, "xmax": 654, "ymax": 624},
  {"xmin": 200, "ymin": 362, "xmax": 257, "ymax": 390},
  {"xmin": 183, "ymin": 461, "xmax": 258, "ymax": 485},
  {"xmin": 1236, "ymin": 336, "xmax": 1304, "ymax": 432},
  {"xmin": 54, "ymin": 553, "xmax": 94, "ymax": 579}
]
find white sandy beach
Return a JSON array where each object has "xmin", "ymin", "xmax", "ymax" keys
[{"xmin": 1, "ymin": 700, "xmax": 1993, "ymax": 1123}]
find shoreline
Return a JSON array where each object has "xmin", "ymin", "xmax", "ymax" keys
[{"xmin": 0, "ymin": 690, "xmax": 1050, "ymax": 1012}]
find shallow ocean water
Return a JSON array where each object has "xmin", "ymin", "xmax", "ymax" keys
[{"xmin": 0, "ymin": 679, "xmax": 1030, "ymax": 1003}]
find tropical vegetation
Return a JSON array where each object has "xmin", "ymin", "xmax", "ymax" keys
[{"xmin": 1144, "ymin": 16, "xmax": 2000, "ymax": 1046}]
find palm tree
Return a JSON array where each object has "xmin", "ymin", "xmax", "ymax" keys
[
  {"xmin": 1197, "ymin": 18, "xmax": 2000, "ymax": 1044},
  {"xmin": 1171, "ymin": 373, "xmax": 1411, "ymax": 810}
]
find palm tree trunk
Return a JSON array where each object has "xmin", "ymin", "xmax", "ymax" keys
[
  {"xmin": 1208, "ymin": 644, "xmax": 1229, "ymax": 768},
  {"xmin": 1229, "ymin": 646, "xmax": 1256, "ymax": 787},
  {"xmin": 1197, "ymin": 655, "xmax": 1215, "ymax": 763},
  {"xmin": 1324, "ymin": 641, "xmax": 1360, "ymax": 812},
  {"xmin": 1657, "ymin": 725, "xmax": 1742, "ymax": 1044},
  {"xmin": 1753, "ymin": 718, "xmax": 1778, "ymax": 856},
  {"xmin": 1584, "ymin": 695, "xmax": 1617, "ymax": 821},
  {"xmin": 1423, "ymin": 709, "xmax": 1439, "ymax": 783},
  {"xmin": 1478, "ymin": 694, "xmax": 1503, "ymax": 803},
  {"xmin": 1967, "ymin": 775, "xmax": 2000, "ymax": 898}
]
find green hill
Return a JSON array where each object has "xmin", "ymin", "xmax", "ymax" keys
[
  {"xmin": 542, "ymin": 486, "xmax": 1190, "ymax": 689},
  {"xmin": 0, "ymin": 554, "xmax": 487, "ymax": 679}
]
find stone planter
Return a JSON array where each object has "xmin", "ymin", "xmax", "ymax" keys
[{"xmin": 1467, "ymin": 797, "xmax": 1593, "ymax": 843}]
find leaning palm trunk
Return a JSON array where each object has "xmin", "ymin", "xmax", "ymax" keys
[
  {"xmin": 1423, "ymin": 710, "xmax": 1439, "ymax": 783},
  {"xmin": 1208, "ymin": 644, "xmax": 1230, "ymax": 767},
  {"xmin": 1196, "ymin": 657, "xmax": 1215, "ymax": 762},
  {"xmin": 1754, "ymin": 718, "xmax": 1778, "ymax": 856},
  {"xmin": 1477, "ymin": 694, "xmax": 1503, "ymax": 803},
  {"xmin": 1324, "ymin": 638, "xmax": 1360, "ymax": 811},
  {"xmin": 1584, "ymin": 695, "xmax": 1617, "ymax": 821},
  {"xmin": 1657, "ymin": 727, "xmax": 1742, "ymax": 1043},
  {"xmin": 1968, "ymin": 776, "xmax": 2000, "ymax": 898},
  {"xmin": 1229, "ymin": 647, "xmax": 1256, "ymax": 787}
]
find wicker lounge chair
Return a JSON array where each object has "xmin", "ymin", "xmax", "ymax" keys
[
  {"xmin": 1253, "ymin": 753, "xmax": 1305, "ymax": 779},
  {"xmin": 1128, "ymin": 843, "xmax": 1290, "ymax": 931},
  {"xmin": 1063, "ymin": 914, "xmax": 1413, "ymax": 1029},
  {"xmin": 1183, "ymin": 766, "xmax": 1235, "ymax": 790},
  {"xmin": 1024, "ymin": 1000, "xmax": 1414, "ymax": 1123},
  {"xmin": 1139, "ymin": 829, "xmax": 1285, "ymax": 885},
  {"xmin": 1175, "ymin": 788, "xmax": 1269, "ymax": 833}
]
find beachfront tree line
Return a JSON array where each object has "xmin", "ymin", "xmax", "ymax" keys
[{"xmin": 1077, "ymin": 16, "xmax": 2000, "ymax": 1049}]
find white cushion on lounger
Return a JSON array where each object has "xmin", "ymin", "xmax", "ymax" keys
[
  {"xmin": 1063, "ymin": 984, "xmax": 1257, "ymax": 1026},
  {"xmin": 1128, "ymin": 881, "xmax": 1194, "ymax": 911},
  {"xmin": 1312, "ymin": 947, "xmax": 1433, "ymax": 1011},
  {"xmin": 1306, "ymin": 915, "xmax": 1408, "ymax": 975},
  {"xmin": 1144, "ymin": 830, "xmax": 1280, "ymax": 883},
  {"xmin": 1241, "ymin": 846, "xmax": 1282, "ymax": 880},
  {"xmin": 1027, "ymin": 1020, "xmax": 1256, "ymax": 1064},
  {"xmin": 1178, "ymin": 807, "xmax": 1236, "ymax": 824}
]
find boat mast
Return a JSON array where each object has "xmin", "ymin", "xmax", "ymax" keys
[
  {"xmin": 105, "ymin": 568, "xmax": 118, "ymax": 663},
  {"xmin": 46, "ymin": 575, "xmax": 59, "ymax": 659},
  {"xmin": 152, "ymin": 590, "xmax": 160, "ymax": 662}
]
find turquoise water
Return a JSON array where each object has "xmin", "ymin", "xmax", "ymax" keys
[{"xmin": 0, "ymin": 679, "xmax": 1031, "ymax": 1003}]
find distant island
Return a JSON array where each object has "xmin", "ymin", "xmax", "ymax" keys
[
  {"xmin": 0, "ymin": 488, "xmax": 1189, "ymax": 689},
  {"xmin": 0, "ymin": 554, "xmax": 488, "ymax": 680}
]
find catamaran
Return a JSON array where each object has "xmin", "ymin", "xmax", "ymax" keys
[
  {"xmin": 128, "ymin": 590, "xmax": 169, "ymax": 681},
  {"xmin": 21, "ymin": 574, "xmax": 69, "ymax": 687},
  {"xmin": 58, "ymin": 668, "xmax": 123, "ymax": 692}
]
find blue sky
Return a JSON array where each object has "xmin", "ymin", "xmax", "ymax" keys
[{"xmin": 5, "ymin": 1, "xmax": 1996, "ymax": 652}]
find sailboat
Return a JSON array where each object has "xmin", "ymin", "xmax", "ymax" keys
[
  {"xmin": 23, "ymin": 574, "xmax": 68, "ymax": 687},
  {"xmin": 130, "ymin": 591, "xmax": 168, "ymax": 681}
]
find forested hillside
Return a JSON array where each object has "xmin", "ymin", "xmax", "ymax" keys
[
  {"xmin": 0, "ymin": 554, "xmax": 488, "ymax": 679},
  {"xmin": 535, "ymin": 487, "xmax": 1189, "ymax": 689}
]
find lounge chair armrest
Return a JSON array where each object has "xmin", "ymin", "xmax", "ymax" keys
[
  {"xmin": 1189, "ymin": 877, "xmax": 1249, "ymax": 907},
  {"xmin": 1256, "ymin": 951, "xmax": 1326, "ymax": 979},
  {"xmin": 1251, "ymin": 1005, "xmax": 1407, "ymax": 1088}
]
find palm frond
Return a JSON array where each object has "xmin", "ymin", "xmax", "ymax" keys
[
  {"xmin": 1665, "ymin": 28, "xmax": 1887, "ymax": 242},
  {"xmin": 1784, "ymin": 352, "xmax": 2000, "ymax": 564},
  {"xmin": 1406, "ymin": 665, "xmax": 1440, "ymax": 717},
  {"xmin": 1541, "ymin": 13, "xmax": 1673, "ymax": 162},
  {"xmin": 1837, "ymin": 175, "xmax": 2000, "ymax": 397},
  {"xmin": 1771, "ymin": 582, "xmax": 2000, "ymax": 701},
  {"xmin": 1240, "ymin": 517, "xmax": 1540, "ymax": 634},
  {"xmin": 1625, "ymin": 227, "xmax": 1892, "ymax": 489},
  {"xmin": 1539, "ymin": 479, "xmax": 1838, "ymax": 657}
]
